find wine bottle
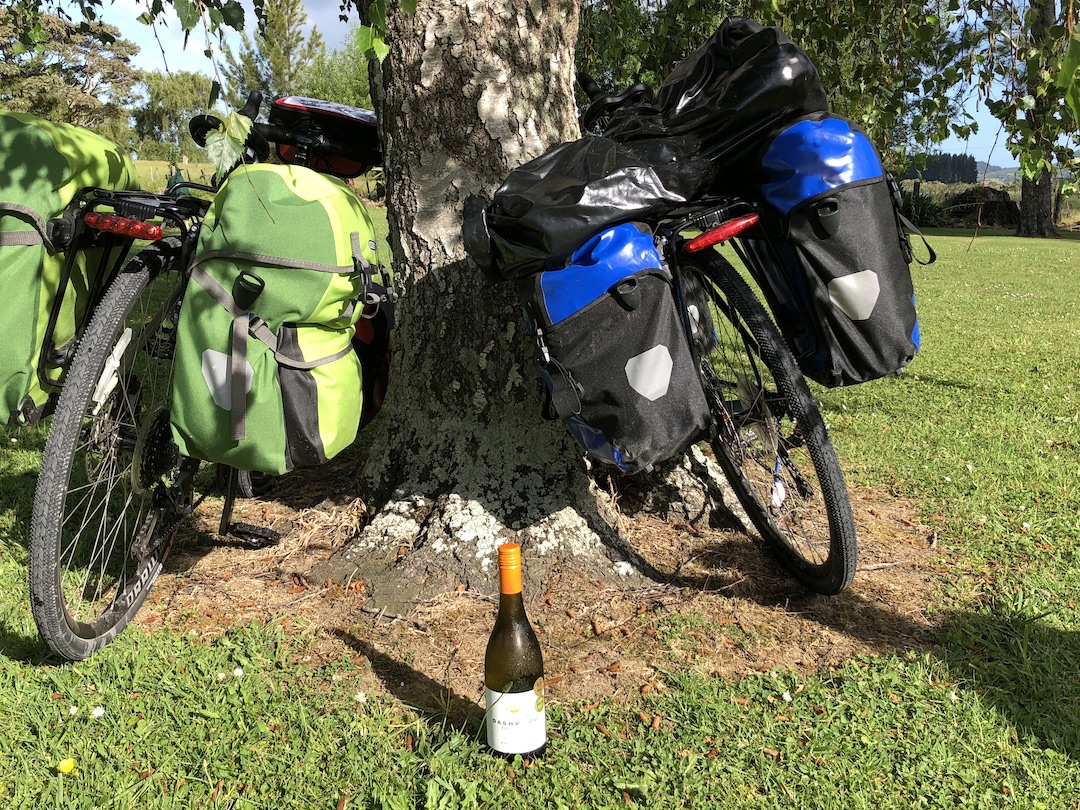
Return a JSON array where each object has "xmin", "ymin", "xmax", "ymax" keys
[{"xmin": 484, "ymin": 542, "xmax": 546, "ymax": 757}]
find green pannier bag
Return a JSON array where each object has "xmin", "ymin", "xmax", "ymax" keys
[
  {"xmin": 170, "ymin": 163, "xmax": 391, "ymax": 475},
  {"xmin": 0, "ymin": 111, "xmax": 139, "ymax": 424}
]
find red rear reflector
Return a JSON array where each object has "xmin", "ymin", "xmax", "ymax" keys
[
  {"xmin": 685, "ymin": 213, "xmax": 760, "ymax": 252},
  {"xmin": 84, "ymin": 212, "xmax": 163, "ymax": 241}
]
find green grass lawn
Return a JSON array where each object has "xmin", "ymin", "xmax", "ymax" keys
[{"xmin": 1, "ymin": 230, "xmax": 1079, "ymax": 808}]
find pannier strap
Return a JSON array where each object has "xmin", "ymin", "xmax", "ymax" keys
[
  {"xmin": 192, "ymin": 246, "xmax": 358, "ymax": 276},
  {"xmin": 189, "ymin": 262, "xmax": 357, "ymax": 441},
  {"xmin": 0, "ymin": 203, "xmax": 54, "ymax": 251},
  {"xmin": 899, "ymin": 212, "xmax": 937, "ymax": 266}
]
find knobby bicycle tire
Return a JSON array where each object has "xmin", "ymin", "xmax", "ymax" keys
[
  {"xmin": 29, "ymin": 237, "xmax": 190, "ymax": 660},
  {"xmin": 684, "ymin": 248, "xmax": 857, "ymax": 594}
]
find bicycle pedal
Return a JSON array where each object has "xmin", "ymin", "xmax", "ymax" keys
[{"xmin": 224, "ymin": 522, "xmax": 281, "ymax": 549}]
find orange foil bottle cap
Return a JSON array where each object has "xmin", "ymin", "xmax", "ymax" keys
[{"xmin": 498, "ymin": 543, "xmax": 522, "ymax": 594}]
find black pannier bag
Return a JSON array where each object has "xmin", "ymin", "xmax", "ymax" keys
[
  {"xmin": 485, "ymin": 136, "xmax": 713, "ymax": 280},
  {"xmin": 523, "ymin": 222, "xmax": 713, "ymax": 474},
  {"xmin": 747, "ymin": 114, "xmax": 925, "ymax": 388},
  {"xmin": 655, "ymin": 17, "xmax": 828, "ymax": 179}
]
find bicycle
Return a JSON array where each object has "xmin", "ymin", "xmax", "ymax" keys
[
  {"xmin": 465, "ymin": 73, "xmax": 858, "ymax": 596},
  {"xmin": 28, "ymin": 93, "xmax": 386, "ymax": 661}
]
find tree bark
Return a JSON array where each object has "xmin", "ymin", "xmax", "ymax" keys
[
  {"xmin": 312, "ymin": 0, "xmax": 740, "ymax": 612},
  {"xmin": 1018, "ymin": 169, "xmax": 1057, "ymax": 237},
  {"xmin": 1016, "ymin": 0, "xmax": 1058, "ymax": 238}
]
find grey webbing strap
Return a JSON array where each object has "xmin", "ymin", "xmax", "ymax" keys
[
  {"xmin": 351, "ymin": 232, "xmax": 369, "ymax": 271},
  {"xmin": 189, "ymin": 264, "xmax": 252, "ymax": 440},
  {"xmin": 193, "ymin": 248, "xmax": 354, "ymax": 276},
  {"xmin": 275, "ymin": 342, "xmax": 354, "ymax": 370},
  {"xmin": 245, "ymin": 315, "xmax": 353, "ymax": 370},
  {"xmin": 230, "ymin": 313, "xmax": 249, "ymax": 440},
  {"xmin": 0, "ymin": 203, "xmax": 53, "ymax": 250}
]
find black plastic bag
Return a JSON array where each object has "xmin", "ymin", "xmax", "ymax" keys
[
  {"xmin": 485, "ymin": 136, "xmax": 713, "ymax": 280},
  {"xmin": 656, "ymin": 17, "xmax": 828, "ymax": 175}
]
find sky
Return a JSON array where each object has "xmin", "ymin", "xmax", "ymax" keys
[
  {"xmin": 82, "ymin": 0, "xmax": 353, "ymax": 75},
  {"xmin": 939, "ymin": 104, "xmax": 1019, "ymax": 168},
  {"xmin": 81, "ymin": 1, "xmax": 1018, "ymax": 168}
]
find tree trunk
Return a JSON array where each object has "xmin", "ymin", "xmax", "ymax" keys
[
  {"xmin": 312, "ymin": 0, "xmax": 739, "ymax": 613},
  {"xmin": 1016, "ymin": 0, "xmax": 1058, "ymax": 238},
  {"xmin": 1018, "ymin": 169, "xmax": 1057, "ymax": 237}
]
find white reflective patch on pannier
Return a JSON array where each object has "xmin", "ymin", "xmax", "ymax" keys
[
  {"xmin": 625, "ymin": 344, "xmax": 673, "ymax": 401},
  {"xmin": 201, "ymin": 349, "xmax": 253, "ymax": 410},
  {"xmin": 828, "ymin": 270, "xmax": 880, "ymax": 320}
]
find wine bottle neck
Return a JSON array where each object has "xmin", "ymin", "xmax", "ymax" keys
[
  {"xmin": 499, "ymin": 563, "xmax": 522, "ymax": 595},
  {"xmin": 498, "ymin": 543, "xmax": 524, "ymax": 594}
]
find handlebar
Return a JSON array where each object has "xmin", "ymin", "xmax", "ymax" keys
[{"xmin": 189, "ymin": 90, "xmax": 380, "ymax": 176}]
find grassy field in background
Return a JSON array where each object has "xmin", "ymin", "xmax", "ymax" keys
[
  {"xmin": 134, "ymin": 161, "xmax": 385, "ymax": 201},
  {"xmin": 1, "ymin": 231, "xmax": 1078, "ymax": 808},
  {"xmin": 135, "ymin": 160, "xmax": 216, "ymax": 192}
]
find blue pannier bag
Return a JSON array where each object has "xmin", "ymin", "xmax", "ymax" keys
[
  {"xmin": 747, "ymin": 114, "xmax": 931, "ymax": 387},
  {"xmin": 522, "ymin": 222, "xmax": 713, "ymax": 474}
]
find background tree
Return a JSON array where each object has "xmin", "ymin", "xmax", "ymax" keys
[
  {"xmin": 0, "ymin": 8, "xmax": 141, "ymax": 128},
  {"xmin": 219, "ymin": 0, "xmax": 324, "ymax": 110},
  {"xmin": 297, "ymin": 26, "xmax": 373, "ymax": 109},
  {"xmin": 576, "ymin": 0, "xmax": 974, "ymax": 171},
  {"xmin": 960, "ymin": 0, "xmax": 1080, "ymax": 236},
  {"xmin": 131, "ymin": 70, "xmax": 215, "ymax": 161},
  {"xmin": 312, "ymin": 0, "xmax": 677, "ymax": 605},
  {"xmin": 901, "ymin": 152, "xmax": 980, "ymax": 182}
]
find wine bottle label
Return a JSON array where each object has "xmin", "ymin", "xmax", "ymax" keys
[{"xmin": 485, "ymin": 680, "xmax": 546, "ymax": 754}]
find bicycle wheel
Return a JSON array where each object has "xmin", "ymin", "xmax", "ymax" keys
[
  {"xmin": 685, "ymin": 248, "xmax": 857, "ymax": 594},
  {"xmin": 29, "ymin": 237, "xmax": 192, "ymax": 660},
  {"xmin": 217, "ymin": 465, "xmax": 278, "ymax": 499}
]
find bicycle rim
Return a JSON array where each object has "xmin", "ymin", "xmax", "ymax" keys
[{"xmin": 29, "ymin": 238, "xmax": 188, "ymax": 660}]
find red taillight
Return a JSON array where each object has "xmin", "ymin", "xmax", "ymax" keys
[
  {"xmin": 684, "ymin": 213, "xmax": 760, "ymax": 252},
  {"xmin": 84, "ymin": 212, "xmax": 163, "ymax": 241}
]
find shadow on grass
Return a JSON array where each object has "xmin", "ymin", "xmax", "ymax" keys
[
  {"xmin": 333, "ymin": 629, "xmax": 484, "ymax": 736},
  {"xmin": 759, "ymin": 585, "xmax": 1080, "ymax": 760},
  {"xmin": 0, "ymin": 621, "xmax": 47, "ymax": 664},
  {"xmin": 938, "ymin": 607, "xmax": 1080, "ymax": 757}
]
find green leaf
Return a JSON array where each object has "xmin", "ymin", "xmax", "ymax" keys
[
  {"xmin": 222, "ymin": 111, "xmax": 253, "ymax": 143},
  {"xmin": 204, "ymin": 112, "xmax": 252, "ymax": 178},
  {"xmin": 220, "ymin": 0, "xmax": 246, "ymax": 31},
  {"xmin": 369, "ymin": 0, "xmax": 387, "ymax": 33},
  {"xmin": 357, "ymin": 26, "xmax": 391, "ymax": 62},
  {"xmin": 173, "ymin": 0, "xmax": 199, "ymax": 32},
  {"xmin": 401, "ymin": 0, "xmax": 418, "ymax": 15},
  {"xmin": 1061, "ymin": 34, "xmax": 1080, "ymax": 83}
]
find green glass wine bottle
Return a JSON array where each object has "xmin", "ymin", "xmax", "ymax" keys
[{"xmin": 484, "ymin": 542, "xmax": 546, "ymax": 757}]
